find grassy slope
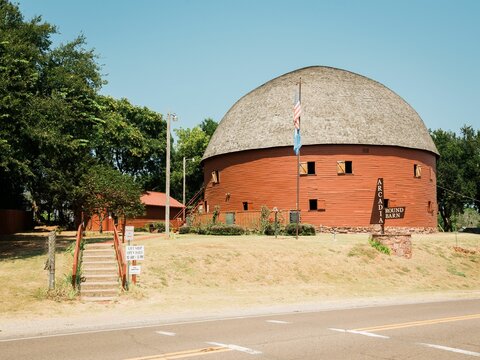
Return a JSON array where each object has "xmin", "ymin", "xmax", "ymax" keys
[{"xmin": 0, "ymin": 232, "xmax": 479, "ymax": 316}]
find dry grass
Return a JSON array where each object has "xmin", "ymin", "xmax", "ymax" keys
[{"xmin": 0, "ymin": 231, "xmax": 479, "ymax": 318}]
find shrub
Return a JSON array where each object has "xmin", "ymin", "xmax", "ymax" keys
[
  {"xmin": 208, "ymin": 224, "xmax": 245, "ymax": 235},
  {"xmin": 368, "ymin": 238, "xmax": 391, "ymax": 255},
  {"xmin": 264, "ymin": 223, "xmax": 282, "ymax": 235},
  {"xmin": 285, "ymin": 223, "xmax": 316, "ymax": 236},
  {"xmin": 179, "ymin": 225, "xmax": 191, "ymax": 234},
  {"xmin": 153, "ymin": 222, "xmax": 165, "ymax": 232},
  {"xmin": 135, "ymin": 227, "xmax": 148, "ymax": 232}
]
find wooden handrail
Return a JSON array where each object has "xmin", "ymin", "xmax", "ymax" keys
[
  {"xmin": 71, "ymin": 223, "xmax": 84, "ymax": 288},
  {"xmin": 113, "ymin": 223, "xmax": 127, "ymax": 289},
  {"xmin": 173, "ymin": 185, "xmax": 205, "ymax": 222}
]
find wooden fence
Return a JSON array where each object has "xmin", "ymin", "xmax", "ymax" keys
[{"xmin": 190, "ymin": 209, "xmax": 289, "ymax": 230}]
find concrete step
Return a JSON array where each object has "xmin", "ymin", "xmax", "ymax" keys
[
  {"xmin": 81, "ymin": 296, "xmax": 117, "ymax": 302},
  {"xmin": 81, "ymin": 281, "xmax": 118, "ymax": 290},
  {"xmin": 83, "ymin": 248, "xmax": 115, "ymax": 255},
  {"xmin": 83, "ymin": 260, "xmax": 117, "ymax": 269},
  {"xmin": 85, "ymin": 242, "xmax": 114, "ymax": 249},
  {"xmin": 83, "ymin": 255, "xmax": 116, "ymax": 262},
  {"xmin": 83, "ymin": 274, "xmax": 118, "ymax": 282},
  {"xmin": 80, "ymin": 288, "xmax": 119, "ymax": 297},
  {"xmin": 82, "ymin": 267, "xmax": 118, "ymax": 276}
]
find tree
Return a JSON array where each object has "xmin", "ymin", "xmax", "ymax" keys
[
  {"xmin": 77, "ymin": 165, "xmax": 144, "ymax": 233},
  {"xmin": 431, "ymin": 126, "xmax": 479, "ymax": 231},
  {"xmin": 171, "ymin": 119, "xmax": 218, "ymax": 203},
  {"xmin": 92, "ymin": 96, "xmax": 166, "ymax": 191},
  {"xmin": 0, "ymin": 0, "xmax": 56, "ymax": 208}
]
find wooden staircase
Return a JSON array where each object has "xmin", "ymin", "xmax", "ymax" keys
[{"xmin": 80, "ymin": 242, "xmax": 120, "ymax": 301}]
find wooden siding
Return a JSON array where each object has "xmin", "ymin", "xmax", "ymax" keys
[
  {"xmin": 203, "ymin": 144, "xmax": 437, "ymax": 228},
  {"xmin": 0, "ymin": 210, "xmax": 33, "ymax": 235}
]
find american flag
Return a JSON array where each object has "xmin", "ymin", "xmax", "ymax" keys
[{"xmin": 293, "ymin": 91, "xmax": 301, "ymax": 129}]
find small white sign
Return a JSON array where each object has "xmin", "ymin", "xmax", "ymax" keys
[
  {"xmin": 129, "ymin": 265, "xmax": 141, "ymax": 275},
  {"xmin": 125, "ymin": 226, "xmax": 135, "ymax": 241},
  {"xmin": 126, "ymin": 245, "xmax": 144, "ymax": 260}
]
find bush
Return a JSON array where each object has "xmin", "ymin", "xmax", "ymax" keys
[
  {"xmin": 135, "ymin": 227, "xmax": 148, "ymax": 232},
  {"xmin": 285, "ymin": 223, "xmax": 316, "ymax": 236},
  {"xmin": 153, "ymin": 222, "xmax": 165, "ymax": 232},
  {"xmin": 179, "ymin": 225, "xmax": 191, "ymax": 234},
  {"xmin": 208, "ymin": 224, "xmax": 245, "ymax": 235},
  {"xmin": 264, "ymin": 223, "xmax": 282, "ymax": 235}
]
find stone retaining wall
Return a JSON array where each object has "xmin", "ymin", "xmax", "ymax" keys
[{"xmin": 372, "ymin": 233, "xmax": 412, "ymax": 259}]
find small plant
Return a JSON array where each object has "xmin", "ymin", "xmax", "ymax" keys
[
  {"xmin": 368, "ymin": 238, "xmax": 391, "ymax": 255},
  {"xmin": 212, "ymin": 206, "xmax": 220, "ymax": 225},
  {"xmin": 135, "ymin": 226, "xmax": 148, "ymax": 232},
  {"xmin": 179, "ymin": 225, "xmax": 191, "ymax": 234},
  {"xmin": 153, "ymin": 222, "xmax": 166, "ymax": 232},
  {"xmin": 259, "ymin": 205, "xmax": 271, "ymax": 234},
  {"xmin": 285, "ymin": 223, "xmax": 316, "ymax": 236}
]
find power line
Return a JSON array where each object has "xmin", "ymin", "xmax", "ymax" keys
[{"xmin": 437, "ymin": 184, "xmax": 480, "ymax": 203}]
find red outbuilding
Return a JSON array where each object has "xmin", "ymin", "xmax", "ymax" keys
[
  {"xmin": 87, "ymin": 191, "xmax": 184, "ymax": 231},
  {"xmin": 201, "ymin": 66, "xmax": 439, "ymax": 232}
]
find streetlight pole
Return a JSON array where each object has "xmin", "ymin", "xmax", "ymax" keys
[{"xmin": 165, "ymin": 112, "xmax": 176, "ymax": 238}]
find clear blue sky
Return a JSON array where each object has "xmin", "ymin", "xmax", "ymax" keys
[{"xmin": 18, "ymin": 0, "xmax": 480, "ymax": 134}]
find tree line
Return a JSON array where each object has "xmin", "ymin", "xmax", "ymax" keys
[
  {"xmin": 431, "ymin": 126, "xmax": 480, "ymax": 231},
  {"xmin": 1, "ymin": 1, "xmax": 478, "ymax": 231},
  {"xmin": 0, "ymin": 1, "xmax": 215, "ymax": 227}
]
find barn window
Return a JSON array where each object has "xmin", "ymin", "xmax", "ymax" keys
[
  {"xmin": 337, "ymin": 160, "xmax": 353, "ymax": 175},
  {"xmin": 309, "ymin": 199, "xmax": 318, "ymax": 211},
  {"xmin": 414, "ymin": 164, "xmax": 422, "ymax": 178},
  {"xmin": 211, "ymin": 170, "xmax": 219, "ymax": 184},
  {"xmin": 300, "ymin": 161, "xmax": 316, "ymax": 175},
  {"xmin": 429, "ymin": 167, "xmax": 434, "ymax": 181},
  {"xmin": 242, "ymin": 202, "xmax": 249, "ymax": 211},
  {"xmin": 428, "ymin": 201, "xmax": 434, "ymax": 213}
]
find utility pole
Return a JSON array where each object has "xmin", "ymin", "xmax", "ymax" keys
[{"xmin": 165, "ymin": 112, "xmax": 177, "ymax": 238}]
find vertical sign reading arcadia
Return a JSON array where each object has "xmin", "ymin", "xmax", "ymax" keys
[{"xmin": 370, "ymin": 178, "xmax": 385, "ymax": 232}]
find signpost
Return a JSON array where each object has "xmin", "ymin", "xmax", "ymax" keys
[
  {"xmin": 126, "ymin": 245, "xmax": 145, "ymax": 261},
  {"xmin": 124, "ymin": 226, "xmax": 144, "ymax": 285},
  {"xmin": 370, "ymin": 178, "xmax": 406, "ymax": 233}
]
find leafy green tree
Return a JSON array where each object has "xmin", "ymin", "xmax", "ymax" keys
[
  {"xmin": 77, "ymin": 165, "xmax": 144, "ymax": 233},
  {"xmin": 431, "ymin": 126, "xmax": 479, "ymax": 231},
  {"xmin": 200, "ymin": 117, "xmax": 218, "ymax": 138},
  {"xmin": 92, "ymin": 96, "xmax": 166, "ymax": 191},
  {"xmin": 171, "ymin": 119, "xmax": 217, "ymax": 203},
  {"xmin": 0, "ymin": 0, "xmax": 55, "ymax": 207}
]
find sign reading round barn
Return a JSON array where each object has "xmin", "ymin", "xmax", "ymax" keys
[{"xmin": 201, "ymin": 66, "xmax": 438, "ymax": 232}]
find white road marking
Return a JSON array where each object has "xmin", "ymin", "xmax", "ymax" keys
[
  {"xmin": 329, "ymin": 328, "xmax": 389, "ymax": 339},
  {"xmin": 347, "ymin": 330, "xmax": 389, "ymax": 339},
  {"xmin": 419, "ymin": 343, "xmax": 480, "ymax": 357},
  {"xmin": 266, "ymin": 320, "xmax": 290, "ymax": 324},
  {"xmin": 155, "ymin": 331, "xmax": 176, "ymax": 336},
  {"xmin": 207, "ymin": 342, "xmax": 262, "ymax": 355},
  {"xmin": 329, "ymin": 328, "xmax": 347, "ymax": 333}
]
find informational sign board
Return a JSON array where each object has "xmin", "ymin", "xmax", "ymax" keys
[
  {"xmin": 385, "ymin": 207, "xmax": 406, "ymax": 219},
  {"xmin": 125, "ymin": 225, "xmax": 135, "ymax": 242},
  {"xmin": 129, "ymin": 265, "xmax": 141, "ymax": 275},
  {"xmin": 126, "ymin": 245, "xmax": 144, "ymax": 261},
  {"xmin": 370, "ymin": 178, "xmax": 385, "ymax": 225}
]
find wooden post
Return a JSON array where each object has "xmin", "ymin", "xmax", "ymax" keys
[
  {"xmin": 48, "ymin": 231, "xmax": 56, "ymax": 290},
  {"xmin": 132, "ymin": 260, "xmax": 137, "ymax": 285}
]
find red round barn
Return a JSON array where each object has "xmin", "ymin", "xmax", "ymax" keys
[{"xmin": 201, "ymin": 66, "xmax": 438, "ymax": 231}]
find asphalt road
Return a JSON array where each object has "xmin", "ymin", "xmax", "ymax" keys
[{"xmin": 1, "ymin": 299, "xmax": 479, "ymax": 359}]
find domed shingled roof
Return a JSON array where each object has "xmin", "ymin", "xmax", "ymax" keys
[{"xmin": 203, "ymin": 66, "xmax": 438, "ymax": 160}]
